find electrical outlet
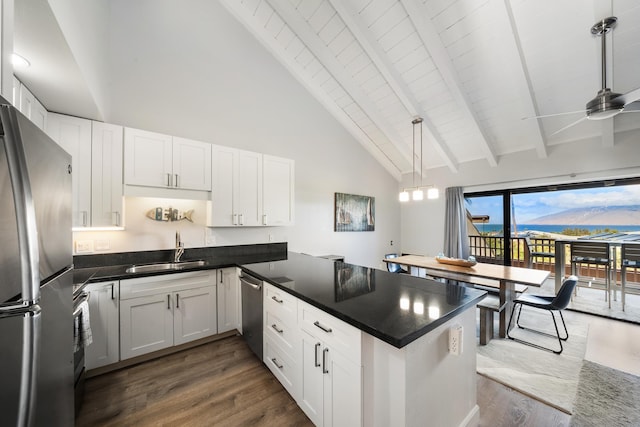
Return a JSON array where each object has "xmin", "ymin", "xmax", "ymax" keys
[
  {"xmin": 95, "ymin": 239, "xmax": 110, "ymax": 251},
  {"xmin": 449, "ymin": 324, "xmax": 463, "ymax": 356},
  {"xmin": 75, "ymin": 240, "xmax": 94, "ymax": 253}
]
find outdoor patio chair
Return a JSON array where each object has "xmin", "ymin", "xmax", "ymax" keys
[
  {"xmin": 621, "ymin": 243, "xmax": 640, "ymax": 311},
  {"xmin": 570, "ymin": 241, "xmax": 611, "ymax": 308},
  {"xmin": 524, "ymin": 236, "xmax": 555, "ymax": 268},
  {"xmin": 507, "ymin": 275, "xmax": 578, "ymax": 354}
]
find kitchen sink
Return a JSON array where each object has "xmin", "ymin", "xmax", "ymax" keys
[{"xmin": 125, "ymin": 260, "xmax": 207, "ymax": 274}]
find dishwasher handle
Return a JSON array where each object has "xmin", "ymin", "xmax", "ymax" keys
[{"xmin": 240, "ymin": 273, "xmax": 262, "ymax": 291}]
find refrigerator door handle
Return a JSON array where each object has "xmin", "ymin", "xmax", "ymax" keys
[{"xmin": 0, "ymin": 106, "xmax": 41, "ymax": 305}]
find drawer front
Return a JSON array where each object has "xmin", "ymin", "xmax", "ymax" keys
[
  {"xmin": 298, "ymin": 301, "xmax": 361, "ymax": 363},
  {"xmin": 264, "ymin": 335, "xmax": 299, "ymax": 400},
  {"xmin": 120, "ymin": 271, "xmax": 215, "ymax": 300},
  {"xmin": 264, "ymin": 309, "xmax": 298, "ymax": 358},
  {"xmin": 264, "ymin": 283, "xmax": 297, "ymax": 322}
]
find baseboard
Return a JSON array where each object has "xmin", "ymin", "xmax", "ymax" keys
[{"xmin": 459, "ymin": 404, "xmax": 480, "ymax": 427}]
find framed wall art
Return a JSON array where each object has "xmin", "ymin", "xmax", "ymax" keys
[{"xmin": 334, "ymin": 192, "xmax": 375, "ymax": 232}]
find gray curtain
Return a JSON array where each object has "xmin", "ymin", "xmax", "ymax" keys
[{"xmin": 444, "ymin": 187, "xmax": 469, "ymax": 259}]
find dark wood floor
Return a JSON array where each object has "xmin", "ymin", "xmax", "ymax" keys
[{"xmin": 76, "ymin": 335, "xmax": 570, "ymax": 426}]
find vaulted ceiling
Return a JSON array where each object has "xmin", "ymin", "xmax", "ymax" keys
[
  {"xmin": 219, "ymin": 0, "xmax": 640, "ymax": 179},
  {"xmin": 14, "ymin": 0, "xmax": 640, "ymax": 181}
]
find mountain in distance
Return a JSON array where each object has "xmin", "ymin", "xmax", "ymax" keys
[{"xmin": 522, "ymin": 205, "xmax": 640, "ymax": 226}]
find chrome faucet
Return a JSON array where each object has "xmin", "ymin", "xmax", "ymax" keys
[{"xmin": 174, "ymin": 231, "xmax": 184, "ymax": 262}]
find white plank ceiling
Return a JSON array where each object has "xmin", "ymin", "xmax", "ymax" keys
[{"xmin": 220, "ymin": 0, "xmax": 640, "ymax": 179}]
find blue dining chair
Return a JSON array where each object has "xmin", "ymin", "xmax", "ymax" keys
[{"xmin": 506, "ymin": 276, "xmax": 578, "ymax": 354}]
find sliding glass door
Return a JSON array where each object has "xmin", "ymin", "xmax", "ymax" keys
[{"xmin": 465, "ymin": 193, "xmax": 510, "ymax": 265}]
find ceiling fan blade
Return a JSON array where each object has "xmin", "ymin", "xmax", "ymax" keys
[
  {"xmin": 550, "ymin": 116, "xmax": 588, "ymax": 137},
  {"xmin": 522, "ymin": 110, "xmax": 585, "ymax": 120},
  {"xmin": 622, "ymin": 100, "xmax": 640, "ymax": 112},
  {"xmin": 613, "ymin": 87, "xmax": 640, "ymax": 106}
]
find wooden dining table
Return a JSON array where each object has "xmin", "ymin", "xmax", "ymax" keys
[{"xmin": 384, "ymin": 255, "xmax": 550, "ymax": 338}]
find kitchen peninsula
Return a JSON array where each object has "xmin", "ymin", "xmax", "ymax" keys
[
  {"xmin": 243, "ymin": 253, "xmax": 485, "ymax": 427},
  {"xmin": 75, "ymin": 247, "xmax": 485, "ymax": 427}
]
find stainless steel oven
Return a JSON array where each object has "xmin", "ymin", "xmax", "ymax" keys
[{"xmin": 72, "ymin": 291, "xmax": 90, "ymax": 415}]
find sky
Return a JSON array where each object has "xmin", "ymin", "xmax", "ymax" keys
[{"xmin": 465, "ymin": 184, "xmax": 640, "ymax": 223}]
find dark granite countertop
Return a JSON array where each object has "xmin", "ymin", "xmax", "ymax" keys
[
  {"xmin": 241, "ymin": 252, "xmax": 486, "ymax": 348},
  {"xmin": 72, "ymin": 243, "xmax": 288, "ymax": 294},
  {"xmin": 73, "ymin": 244, "xmax": 485, "ymax": 349}
]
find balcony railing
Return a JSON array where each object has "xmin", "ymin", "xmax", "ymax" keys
[{"xmin": 468, "ymin": 235, "xmax": 640, "ymax": 284}]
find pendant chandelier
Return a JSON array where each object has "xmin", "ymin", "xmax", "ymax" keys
[{"xmin": 399, "ymin": 118, "xmax": 439, "ymax": 202}]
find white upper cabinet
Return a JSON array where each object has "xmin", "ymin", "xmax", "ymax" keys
[
  {"xmin": 237, "ymin": 149, "xmax": 263, "ymax": 226},
  {"xmin": 124, "ymin": 128, "xmax": 212, "ymax": 191},
  {"xmin": 91, "ymin": 122, "xmax": 124, "ymax": 227},
  {"xmin": 46, "ymin": 113, "xmax": 92, "ymax": 227},
  {"xmin": 172, "ymin": 137, "xmax": 212, "ymax": 191},
  {"xmin": 47, "ymin": 114, "xmax": 124, "ymax": 229},
  {"xmin": 12, "ymin": 76, "xmax": 20, "ymax": 107},
  {"xmin": 263, "ymin": 155, "xmax": 294, "ymax": 226},
  {"xmin": 18, "ymin": 81, "xmax": 47, "ymax": 130},
  {"xmin": 124, "ymin": 127, "xmax": 173, "ymax": 188},
  {"xmin": 208, "ymin": 146, "xmax": 262, "ymax": 226},
  {"xmin": 209, "ymin": 144, "xmax": 236, "ymax": 226},
  {"xmin": 208, "ymin": 148, "xmax": 294, "ymax": 227}
]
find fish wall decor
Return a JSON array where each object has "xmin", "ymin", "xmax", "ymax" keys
[{"xmin": 146, "ymin": 207, "xmax": 194, "ymax": 222}]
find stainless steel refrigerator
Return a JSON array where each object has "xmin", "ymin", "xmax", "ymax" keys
[{"xmin": 0, "ymin": 100, "xmax": 74, "ymax": 426}]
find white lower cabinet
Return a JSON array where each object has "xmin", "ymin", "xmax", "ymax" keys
[
  {"xmin": 85, "ymin": 281, "xmax": 120, "ymax": 370},
  {"xmin": 217, "ymin": 267, "xmax": 240, "ymax": 333},
  {"xmin": 173, "ymin": 285, "xmax": 218, "ymax": 346},
  {"xmin": 298, "ymin": 302, "xmax": 362, "ymax": 427},
  {"xmin": 120, "ymin": 271, "xmax": 217, "ymax": 360},
  {"xmin": 263, "ymin": 284, "xmax": 362, "ymax": 427},
  {"xmin": 263, "ymin": 283, "xmax": 300, "ymax": 399}
]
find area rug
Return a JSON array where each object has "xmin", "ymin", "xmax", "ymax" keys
[
  {"xmin": 570, "ymin": 360, "xmax": 640, "ymax": 426},
  {"xmin": 476, "ymin": 307, "xmax": 588, "ymax": 414}
]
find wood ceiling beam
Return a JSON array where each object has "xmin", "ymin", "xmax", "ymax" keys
[
  {"xmin": 500, "ymin": 0, "xmax": 548, "ymax": 158},
  {"xmin": 218, "ymin": 0, "xmax": 402, "ymax": 180},
  {"xmin": 328, "ymin": 0, "xmax": 459, "ymax": 173},
  {"xmin": 266, "ymin": 0, "xmax": 414, "ymax": 172},
  {"xmin": 400, "ymin": 0, "xmax": 498, "ymax": 167}
]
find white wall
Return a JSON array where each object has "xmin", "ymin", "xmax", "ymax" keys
[
  {"xmin": 402, "ymin": 129, "xmax": 640, "ymax": 257},
  {"xmin": 72, "ymin": 0, "xmax": 401, "ymax": 269}
]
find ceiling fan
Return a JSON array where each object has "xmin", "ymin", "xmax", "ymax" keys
[{"xmin": 526, "ymin": 17, "xmax": 640, "ymax": 136}]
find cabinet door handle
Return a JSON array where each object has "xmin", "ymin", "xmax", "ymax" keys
[
  {"xmin": 232, "ymin": 214, "xmax": 238, "ymax": 225},
  {"xmin": 166, "ymin": 173, "xmax": 171, "ymax": 187},
  {"xmin": 111, "ymin": 283, "xmax": 115, "ymax": 300},
  {"xmin": 219, "ymin": 270, "xmax": 223, "ymax": 284},
  {"xmin": 82, "ymin": 211, "xmax": 88, "ymax": 227},
  {"xmin": 314, "ymin": 321, "xmax": 332, "ymax": 334},
  {"xmin": 114, "ymin": 211, "xmax": 121, "ymax": 227},
  {"xmin": 271, "ymin": 358, "xmax": 284, "ymax": 370},
  {"xmin": 314, "ymin": 342, "xmax": 321, "ymax": 367},
  {"xmin": 176, "ymin": 293, "xmax": 180, "ymax": 308},
  {"xmin": 271, "ymin": 324, "xmax": 283, "ymax": 334},
  {"xmin": 263, "ymin": 214, "xmax": 267, "ymax": 225},
  {"xmin": 271, "ymin": 296, "xmax": 283, "ymax": 304},
  {"xmin": 175, "ymin": 174, "xmax": 179, "ymax": 188},
  {"xmin": 239, "ymin": 213, "xmax": 244, "ymax": 225},
  {"xmin": 322, "ymin": 348, "xmax": 329, "ymax": 374},
  {"xmin": 167, "ymin": 294, "xmax": 171, "ymax": 309}
]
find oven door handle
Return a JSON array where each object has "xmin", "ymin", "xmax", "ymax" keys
[{"xmin": 73, "ymin": 293, "xmax": 91, "ymax": 317}]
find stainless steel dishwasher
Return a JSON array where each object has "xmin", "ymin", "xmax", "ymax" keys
[{"xmin": 240, "ymin": 271, "xmax": 263, "ymax": 360}]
